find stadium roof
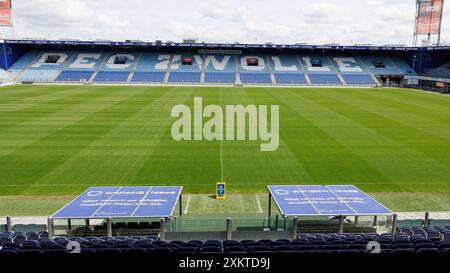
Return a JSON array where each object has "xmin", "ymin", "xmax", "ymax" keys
[
  {"xmin": 4, "ymin": 38, "xmax": 449, "ymax": 51},
  {"xmin": 51, "ymin": 186, "xmax": 182, "ymax": 219},
  {"xmin": 268, "ymin": 185, "xmax": 392, "ymax": 217}
]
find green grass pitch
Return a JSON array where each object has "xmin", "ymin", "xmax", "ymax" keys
[{"xmin": 1, "ymin": 84, "xmax": 450, "ymax": 214}]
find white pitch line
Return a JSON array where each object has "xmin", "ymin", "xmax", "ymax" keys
[
  {"xmin": 219, "ymin": 88, "xmax": 224, "ymax": 181},
  {"xmin": 183, "ymin": 194, "xmax": 191, "ymax": 215},
  {"xmin": 220, "ymin": 140, "xmax": 224, "ymax": 181},
  {"xmin": 256, "ymin": 194, "xmax": 263, "ymax": 214}
]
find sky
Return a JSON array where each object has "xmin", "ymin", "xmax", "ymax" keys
[{"xmin": 4, "ymin": 0, "xmax": 449, "ymax": 46}]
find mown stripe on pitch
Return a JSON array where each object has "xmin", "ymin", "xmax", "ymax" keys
[
  {"xmin": 265, "ymin": 87, "xmax": 390, "ymax": 184},
  {"xmin": 348, "ymin": 90, "xmax": 450, "ymax": 142},
  {"xmin": 318, "ymin": 91, "xmax": 450, "ymax": 170},
  {"xmin": 0, "ymin": 89, "xmax": 155, "ymax": 194},
  {"xmin": 0, "ymin": 86, "xmax": 113, "ymax": 131},
  {"xmin": 113, "ymin": 87, "xmax": 196, "ymax": 184},
  {"xmin": 284, "ymin": 88, "xmax": 445, "ymax": 182},
  {"xmin": 361, "ymin": 89, "xmax": 450, "ymax": 118},
  {"xmin": 31, "ymin": 88, "xmax": 176, "ymax": 189}
]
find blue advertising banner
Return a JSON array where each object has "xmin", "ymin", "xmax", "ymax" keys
[
  {"xmin": 268, "ymin": 185, "xmax": 392, "ymax": 216},
  {"xmin": 52, "ymin": 186, "xmax": 182, "ymax": 219}
]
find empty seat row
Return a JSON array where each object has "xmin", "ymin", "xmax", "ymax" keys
[
  {"xmin": 2, "ymin": 233, "xmax": 450, "ymax": 254},
  {"xmin": 2, "ymin": 229, "xmax": 450, "ymax": 254},
  {"xmin": 93, "ymin": 221, "xmax": 160, "ymax": 231},
  {"xmin": 398, "ymin": 226, "xmax": 450, "ymax": 240}
]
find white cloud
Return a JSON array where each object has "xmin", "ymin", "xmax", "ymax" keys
[
  {"xmin": 199, "ymin": 0, "xmax": 235, "ymax": 19},
  {"xmin": 4, "ymin": 0, "xmax": 449, "ymax": 45},
  {"xmin": 98, "ymin": 14, "xmax": 129, "ymax": 29}
]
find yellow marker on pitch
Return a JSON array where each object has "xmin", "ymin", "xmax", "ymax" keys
[{"xmin": 216, "ymin": 182, "xmax": 226, "ymax": 200}]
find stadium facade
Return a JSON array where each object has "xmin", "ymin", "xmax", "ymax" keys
[{"xmin": 0, "ymin": 39, "xmax": 448, "ymax": 90}]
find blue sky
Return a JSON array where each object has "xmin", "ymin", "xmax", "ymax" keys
[{"xmin": 4, "ymin": 0, "xmax": 449, "ymax": 45}]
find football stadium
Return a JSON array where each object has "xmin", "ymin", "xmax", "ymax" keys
[{"xmin": 0, "ymin": 0, "xmax": 450, "ymax": 262}]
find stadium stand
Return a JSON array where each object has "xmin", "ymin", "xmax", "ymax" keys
[
  {"xmin": 331, "ymin": 57, "xmax": 377, "ymax": 85},
  {"xmin": 9, "ymin": 51, "xmax": 77, "ymax": 82},
  {"xmin": 423, "ymin": 62, "xmax": 450, "ymax": 79},
  {"xmin": 9, "ymin": 51, "xmax": 42, "ymax": 80},
  {"xmin": 56, "ymin": 53, "xmax": 107, "ymax": 82},
  {"xmin": 93, "ymin": 53, "xmax": 137, "ymax": 82},
  {"xmin": 0, "ymin": 69, "xmax": 10, "ymax": 83},
  {"xmin": 131, "ymin": 53, "xmax": 168, "ymax": 83},
  {"xmin": 300, "ymin": 56, "xmax": 342, "ymax": 85},
  {"xmin": 168, "ymin": 54, "xmax": 202, "ymax": 83},
  {"xmin": 239, "ymin": 55, "xmax": 273, "ymax": 84},
  {"xmin": 359, "ymin": 56, "xmax": 416, "ymax": 76},
  {"xmin": 270, "ymin": 55, "xmax": 307, "ymax": 84},
  {"xmin": 204, "ymin": 55, "xmax": 237, "ymax": 83},
  {"xmin": 1, "ymin": 229, "xmax": 450, "ymax": 254},
  {"xmin": 1, "ymin": 46, "xmax": 424, "ymax": 86}
]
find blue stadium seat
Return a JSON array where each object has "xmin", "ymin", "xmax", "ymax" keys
[
  {"xmin": 0, "ymin": 236, "xmax": 13, "ymax": 246},
  {"xmin": 224, "ymin": 246, "xmax": 247, "ymax": 253},
  {"xmin": 203, "ymin": 240, "xmax": 222, "ymax": 247},
  {"xmin": 56, "ymin": 70, "xmax": 93, "ymax": 82},
  {"xmin": 44, "ymin": 249, "xmax": 70, "ymax": 254},
  {"xmin": 249, "ymin": 245, "xmax": 271, "ymax": 253},
  {"xmin": 414, "ymin": 243, "xmax": 438, "ymax": 251},
  {"xmin": 81, "ymin": 248, "xmax": 97, "ymax": 254},
  {"xmin": 274, "ymin": 73, "xmax": 307, "ymax": 84},
  {"xmin": 94, "ymin": 71, "xmax": 130, "ymax": 82},
  {"xmin": 2, "ymin": 229, "xmax": 450, "ymax": 255},
  {"xmin": 10, "ymin": 51, "xmax": 77, "ymax": 82},
  {"xmin": 168, "ymin": 72, "xmax": 201, "ymax": 83},
  {"xmin": 200, "ymin": 246, "xmax": 223, "ymax": 253},
  {"xmin": 125, "ymin": 248, "xmax": 147, "ymax": 254},
  {"xmin": 416, "ymin": 248, "xmax": 441, "ymax": 253},
  {"xmin": 308, "ymin": 74, "xmax": 342, "ymax": 84},
  {"xmin": 101, "ymin": 248, "xmax": 122, "ymax": 254},
  {"xmin": 391, "ymin": 248, "xmax": 414, "ymax": 253},
  {"xmin": 203, "ymin": 54, "xmax": 236, "ymax": 83},
  {"xmin": 149, "ymin": 247, "xmax": 173, "ymax": 253},
  {"xmin": 204, "ymin": 72, "xmax": 236, "ymax": 83},
  {"xmin": 21, "ymin": 249, "xmax": 44, "ymax": 254},
  {"xmin": 239, "ymin": 73, "xmax": 272, "ymax": 84},
  {"xmin": 0, "ymin": 249, "xmax": 19, "ymax": 254},
  {"xmin": 131, "ymin": 71, "xmax": 165, "ymax": 83},
  {"xmin": 341, "ymin": 74, "xmax": 376, "ymax": 84},
  {"xmin": 175, "ymin": 247, "xmax": 199, "ymax": 253},
  {"xmin": 273, "ymin": 245, "xmax": 294, "ymax": 252}
]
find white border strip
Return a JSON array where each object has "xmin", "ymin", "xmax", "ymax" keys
[
  {"xmin": 324, "ymin": 185, "xmax": 358, "ymax": 215},
  {"xmin": 296, "ymin": 185, "xmax": 322, "ymax": 214},
  {"xmin": 169, "ymin": 186, "xmax": 184, "ymax": 218},
  {"xmin": 90, "ymin": 187, "xmax": 123, "ymax": 218},
  {"xmin": 130, "ymin": 187, "xmax": 153, "ymax": 217}
]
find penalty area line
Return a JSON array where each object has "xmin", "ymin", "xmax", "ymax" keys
[
  {"xmin": 256, "ymin": 194, "xmax": 263, "ymax": 214},
  {"xmin": 184, "ymin": 194, "xmax": 191, "ymax": 215}
]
